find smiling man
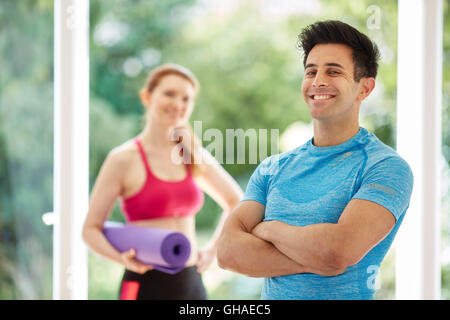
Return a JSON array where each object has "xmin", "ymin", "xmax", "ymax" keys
[{"xmin": 217, "ymin": 20, "xmax": 414, "ymax": 300}]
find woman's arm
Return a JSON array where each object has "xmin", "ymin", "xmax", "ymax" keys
[
  {"xmin": 192, "ymin": 149, "xmax": 244, "ymax": 273},
  {"xmin": 81, "ymin": 150, "xmax": 152, "ymax": 274}
]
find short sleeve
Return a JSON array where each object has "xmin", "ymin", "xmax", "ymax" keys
[
  {"xmin": 242, "ymin": 156, "xmax": 277, "ymax": 206},
  {"xmin": 352, "ymin": 156, "xmax": 414, "ymax": 221}
]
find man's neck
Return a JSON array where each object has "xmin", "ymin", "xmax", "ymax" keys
[{"xmin": 312, "ymin": 120, "xmax": 360, "ymax": 147}]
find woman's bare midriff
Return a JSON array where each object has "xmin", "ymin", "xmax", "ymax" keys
[{"xmin": 128, "ymin": 215, "xmax": 198, "ymax": 267}]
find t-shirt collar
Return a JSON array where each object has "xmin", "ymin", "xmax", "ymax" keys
[{"xmin": 305, "ymin": 127, "xmax": 368, "ymax": 155}]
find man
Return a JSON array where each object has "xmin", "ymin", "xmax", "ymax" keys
[{"xmin": 216, "ymin": 20, "xmax": 413, "ymax": 300}]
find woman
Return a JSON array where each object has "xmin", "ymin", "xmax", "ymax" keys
[{"xmin": 82, "ymin": 63, "xmax": 243, "ymax": 300}]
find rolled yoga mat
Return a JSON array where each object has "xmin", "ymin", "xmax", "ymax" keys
[{"xmin": 103, "ymin": 221, "xmax": 191, "ymax": 274}]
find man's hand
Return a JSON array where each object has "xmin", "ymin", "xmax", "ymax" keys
[
  {"xmin": 217, "ymin": 200, "xmax": 306, "ymax": 277},
  {"xmin": 251, "ymin": 220, "xmax": 347, "ymax": 277},
  {"xmin": 251, "ymin": 220, "xmax": 277, "ymax": 240}
]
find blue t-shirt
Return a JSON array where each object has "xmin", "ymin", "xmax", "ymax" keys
[{"xmin": 243, "ymin": 127, "xmax": 413, "ymax": 300}]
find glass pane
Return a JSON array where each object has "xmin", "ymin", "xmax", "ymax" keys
[{"xmin": 0, "ymin": 1, "xmax": 54, "ymax": 299}]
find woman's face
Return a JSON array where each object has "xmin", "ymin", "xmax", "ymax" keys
[{"xmin": 146, "ymin": 74, "xmax": 196, "ymax": 127}]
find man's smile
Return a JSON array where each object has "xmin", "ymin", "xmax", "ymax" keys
[{"xmin": 310, "ymin": 94, "xmax": 336, "ymax": 100}]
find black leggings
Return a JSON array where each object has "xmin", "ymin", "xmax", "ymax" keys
[{"xmin": 119, "ymin": 266, "xmax": 207, "ymax": 300}]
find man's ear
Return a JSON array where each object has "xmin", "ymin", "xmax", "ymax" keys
[
  {"xmin": 358, "ymin": 77, "xmax": 375, "ymax": 101},
  {"xmin": 139, "ymin": 89, "xmax": 151, "ymax": 107}
]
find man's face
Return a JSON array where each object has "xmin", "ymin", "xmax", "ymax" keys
[{"xmin": 301, "ymin": 43, "xmax": 369, "ymax": 123}]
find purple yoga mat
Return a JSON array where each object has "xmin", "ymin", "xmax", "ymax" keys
[{"xmin": 103, "ymin": 221, "xmax": 191, "ymax": 274}]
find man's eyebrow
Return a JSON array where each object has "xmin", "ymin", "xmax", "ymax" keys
[
  {"xmin": 325, "ymin": 62, "xmax": 344, "ymax": 68},
  {"xmin": 305, "ymin": 63, "xmax": 317, "ymax": 69},
  {"xmin": 305, "ymin": 62, "xmax": 344, "ymax": 69}
]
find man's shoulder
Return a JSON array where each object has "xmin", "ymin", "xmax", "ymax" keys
[{"xmin": 361, "ymin": 134, "xmax": 412, "ymax": 177}]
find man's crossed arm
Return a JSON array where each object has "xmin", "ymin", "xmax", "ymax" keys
[{"xmin": 217, "ymin": 199, "xmax": 395, "ymax": 277}]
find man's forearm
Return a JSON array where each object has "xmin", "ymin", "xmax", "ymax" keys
[
  {"xmin": 252, "ymin": 220, "xmax": 347, "ymax": 272},
  {"xmin": 217, "ymin": 200, "xmax": 346, "ymax": 277},
  {"xmin": 217, "ymin": 227, "xmax": 306, "ymax": 278}
]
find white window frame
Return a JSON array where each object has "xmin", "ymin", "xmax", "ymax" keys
[
  {"xmin": 53, "ymin": 0, "xmax": 89, "ymax": 300},
  {"xmin": 396, "ymin": 0, "xmax": 442, "ymax": 299}
]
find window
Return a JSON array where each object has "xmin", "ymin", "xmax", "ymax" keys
[{"xmin": 0, "ymin": 1, "xmax": 54, "ymax": 299}]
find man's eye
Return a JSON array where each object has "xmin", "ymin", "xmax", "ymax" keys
[
  {"xmin": 329, "ymin": 71, "xmax": 340, "ymax": 75},
  {"xmin": 306, "ymin": 71, "xmax": 316, "ymax": 76}
]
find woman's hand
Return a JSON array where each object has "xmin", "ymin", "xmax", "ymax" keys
[
  {"xmin": 120, "ymin": 249, "xmax": 154, "ymax": 274},
  {"xmin": 196, "ymin": 245, "xmax": 216, "ymax": 274}
]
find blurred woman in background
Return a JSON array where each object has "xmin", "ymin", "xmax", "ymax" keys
[{"xmin": 82, "ymin": 63, "xmax": 243, "ymax": 300}]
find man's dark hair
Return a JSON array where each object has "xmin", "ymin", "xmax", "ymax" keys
[{"xmin": 298, "ymin": 20, "xmax": 380, "ymax": 82}]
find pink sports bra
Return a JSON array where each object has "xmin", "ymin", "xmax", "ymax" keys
[{"xmin": 120, "ymin": 138, "xmax": 204, "ymax": 222}]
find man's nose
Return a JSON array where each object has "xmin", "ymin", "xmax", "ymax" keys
[{"xmin": 312, "ymin": 72, "xmax": 328, "ymax": 87}]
